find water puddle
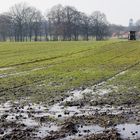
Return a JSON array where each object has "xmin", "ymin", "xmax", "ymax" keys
[
  {"xmin": 62, "ymin": 125, "xmax": 105, "ymax": 140},
  {"xmin": 116, "ymin": 124, "xmax": 140, "ymax": 139},
  {"xmin": 35, "ymin": 123, "xmax": 60, "ymax": 138},
  {"xmin": 62, "ymin": 123, "xmax": 140, "ymax": 140},
  {"xmin": 0, "ymin": 69, "xmax": 138, "ymax": 139},
  {"xmin": 45, "ymin": 69, "xmax": 129, "ymax": 120},
  {"xmin": 0, "ymin": 101, "xmax": 60, "ymax": 139},
  {"xmin": 0, "ymin": 100, "xmax": 139, "ymax": 139},
  {"xmin": 0, "ymin": 128, "xmax": 12, "ymax": 138}
]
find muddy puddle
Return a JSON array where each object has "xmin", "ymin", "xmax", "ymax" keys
[
  {"xmin": 116, "ymin": 124, "xmax": 140, "ymax": 139},
  {"xmin": 0, "ymin": 101, "xmax": 60, "ymax": 139},
  {"xmin": 61, "ymin": 124, "xmax": 140, "ymax": 140},
  {"xmin": 0, "ymin": 69, "xmax": 140, "ymax": 139},
  {"xmin": 61, "ymin": 125, "xmax": 105, "ymax": 140},
  {"xmin": 0, "ymin": 98, "xmax": 139, "ymax": 139}
]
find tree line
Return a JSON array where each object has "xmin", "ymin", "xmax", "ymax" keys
[{"xmin": 0, "ymin": 3, "xmax": 127, "ymax": 42}]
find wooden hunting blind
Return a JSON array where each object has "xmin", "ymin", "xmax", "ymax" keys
[{"xmin": 129, "ymin": 31, "xmax": 136, "ymax": 40}]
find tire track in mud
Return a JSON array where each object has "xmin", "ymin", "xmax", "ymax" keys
[
  {"xmin": 103, "ymin": 48, "xmax": 138, "ymax": 63},
  {"xmin": 0, "ymin": 44, "xmax": 138, "ymax": 79},
  {"xmin": 96, "ymin": 61, "xmax": 140, "ymax": 85},
  {"xmin": 0, "ymin": 41, "xmax": 139, "ymax": 93},
  {"xmin": 0, "ymin": 41, "xmax": 133, "ymax": 78},
  {"xmin": 0, "ymin": 42, "xmax": 124, "ymax": 79},
  {"xmin": 0, "ymin": 59, "xmax": 140, "ymax": 94},
  {"xmin": 0, "ymin": 50, "xmax": 139, "ymax": 92},
  {"xmin": 0, "ymin": 41, "xmax": 123, "ymax": 69},
  {"xmin": 0, "ymin": 48, "xmax": 96, "ymax": 79},
  {"xmin": 0, "ymin": 48, "xmax": 92, "ymax": 69}
]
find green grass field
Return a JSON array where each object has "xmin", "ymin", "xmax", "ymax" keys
[
  {"xmin": 0, "ymin": 40, "xmax": 140, "ymax": 140},
  {"xmin": 0, "ymin": 40, "xmax": 140, "ymax": 103}
]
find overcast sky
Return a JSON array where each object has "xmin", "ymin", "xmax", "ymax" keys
[{"xmin": 0, "ymin": 0, "xmax": 140, "ymax": 26}]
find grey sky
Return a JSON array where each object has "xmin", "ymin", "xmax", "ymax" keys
[{"xmin": 0, "ymin": 0, "xmax": 140, "ymax": 26}]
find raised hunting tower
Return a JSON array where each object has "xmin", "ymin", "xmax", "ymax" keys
[{"xmin": 129, "ymin": 31, "xmax": 136, "ymax": 40}]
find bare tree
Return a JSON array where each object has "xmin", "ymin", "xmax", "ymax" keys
[
  {"xmin": 25, "ymin": 7, "xmax": 37, "ymax": 41},
  {"xmin": 80, "ymin": 13, "xmax": 91, "ymax": 41},
  {"xmin": 10, "ymin": 3, "xmax": 29, "ymax": 41},
  {"xmin": 63, "ymin": 6, "xmax": 76, "ymax": 40},
  {"xmin": 47, "ymin": 4, "xmax": 65, "ymax": 40},
  {"xmin": 43, "ymin": 19, "xmax": 49, "ymax": 41},
  {"xmin": 9, "ymin": 3, "xmax": 43, "ymax": 42},
  {"xmin": 32, "ymin": 10, "xmax": 43, "ymax": 41},
  {"xmin": 71, "ymin": 10, "xmax": 81, "ymax": 41},
  {"xmin": 90, "ymin": 11, "xmax": 109, "ymax": 40},
  {"xmin": 0, "ymin": 13, "xmax": 12, "ymax": 41},
  {"xmin": 0, "ymin": 3, "xmax": 113, "ymax": 42}
]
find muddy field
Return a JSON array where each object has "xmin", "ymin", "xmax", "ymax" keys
[
  {"xmin": 0, "ymin": 41, "xmax": 140, "ymax": 139},
  {"xmin": 0, "ymin": 69, "xmax": 140, "ymax": 140}
]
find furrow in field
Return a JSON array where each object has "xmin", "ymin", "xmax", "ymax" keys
[
  {"xmin": 0, "ymin": 42, "xmax": 137, "ymax": 79},
  {"xmin": 95, "ymin": 61, "xmax": 140, "ymax": 85},
  {"xmin": 0, "ymin": 41, "xmax": 124, "ymax": 69},
  {"xmin": 103, "ymin": 48, "xmax": 137, "ymax": 63},
  {"xmin": 0, "ymin": 57, "xmax": 140, "ymax": 94},
  {"xmin": 0, "ymin": 41, "xmax": 139, "ymax": 93},
  {"xmin": 0, "ymin": 48, "xmax": 92, "ymax": 69}
]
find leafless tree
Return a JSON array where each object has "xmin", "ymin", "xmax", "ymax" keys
[
  {"xmin": 9, "ymin": 3, "xmax": 29, "ymax": 41},
  {"xmin": 90, "ymin": 11, "xmax": 109, "ymax": 40},
  {"xmin": 63, "ymin": 6, "xmax": 78, "ymax": 40},
  {"xmin": 80, "ymin": 13, "xmax": 91, "ymax": 41},
  {"xmin": 0, "ymin": 13, "xmax": 12, "ymax": 41},
  {"xmin": 0, "ymin": 2, "xmax": 112, "ymax": 42},
  {"xmin": 9, "ymin": 3, "xmax": 43, "ymax": 42},
  {"xmin": 32, "ymin": 10, "xmax": 43, "ymax": 41},
  {"xmin": 47, "ymin": 4, "xmax": 64, "ymax": 40}
]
